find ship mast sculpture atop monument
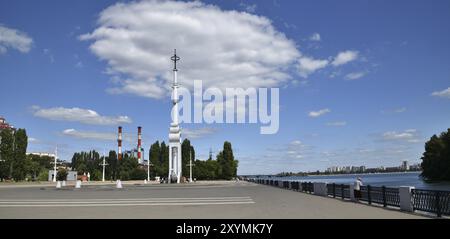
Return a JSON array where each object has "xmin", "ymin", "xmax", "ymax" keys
[{"xmin": 168, "ymin": 49, "xmax": 182, "ymax": 183}]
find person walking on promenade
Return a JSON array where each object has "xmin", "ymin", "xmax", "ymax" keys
[{"xmin": 354, "ymin": 177, "xmax": 363, "ymax": 201}]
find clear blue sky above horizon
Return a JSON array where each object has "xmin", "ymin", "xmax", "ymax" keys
[{"xmin": 1, "ymin": 0, "xmax": 449, "ymax": 175}]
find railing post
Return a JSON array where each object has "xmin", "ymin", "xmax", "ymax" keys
[
  {"xmin": 313, "ymin": 182, "xmax": 327, "ymax": 196},
  {"xmin": 341, "ymin": 184, "xmax": 345, "ymax": 200},
  {"xmin": 382, "ymin": 186, "xmax": 387, "ymax": 207},
  {"xmin": 368, "ymin": 185, "xmax": 372, "ymax": 205},
  {"xmin": 333, "ymin": 183, "xmax": 336, "ymax": 198},
  {"xmin": 436, "ymin": 191, "xmax": 441, "ymax": 218},
  {"xmin": 350, "ymin": 184, "xmax": 355, "ymax": 201},
  {"xmin": 399, "ymin": 186, "xmax": 414, "ymax": 212}
]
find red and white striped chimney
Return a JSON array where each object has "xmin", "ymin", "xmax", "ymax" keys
[
  {"xmin": 118, "ymin": 126, "xmax": 122, "ymax": 160},
  {"xmin": 137, "ymin": 126, "xmax": 142, "ymax": 161}
]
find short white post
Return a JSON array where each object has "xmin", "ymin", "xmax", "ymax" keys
[
  {"xmin": 144, "ymin": 179, "xmax": 147, "ymax": 184},
  {"xmin": 350, "ymin": 184, "xmax": 356, "ymax": 201},
  {"xmin": 288, "ymin": 181, "xmax": 292, "ymax": 189},
  {"xmin": 399, "ymin": 186, "xmax": 414, "ymax": 212},
  {"xmin": 56, "ymin": 181, "xmax": 61, "ymax": 189},
  {"xmin": 62, "ymin": 180, "xmax": 66, "ymax": 187},
  {"xmin": 75, "ymin": 180, "xmax": 81, "ymax": 189},
  {"xmin": 116, "ymin": 180, "xmax": 123, "ymax": 189}
]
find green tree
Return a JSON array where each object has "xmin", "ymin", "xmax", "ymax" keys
[
  {"xmin": 117, "ymin": 153, "xmax": 139, "ymax": 180},
  {"xmin": 149, "ymin": 141, "xmax": 161, "ymax": 177},
  {"xmin": 421, "ymin": 129, "xmax": 450, "ymax": 181},
  {"xmin": 217, "ymin": 141, "xmax": 236, "ymax": 180},
  {"xmin": 13, "ymin": 129, "xmax": 27, "ymax": 180},
  {"xmin": 56, "ymin": 168, "xmax": 68, "ymax": 181},
  {"xmin": 160, "ymin": 141, "xmax": 169, "ymax": 178},
  {"xmin": 106, "ymin": 150, "xmax": 118, "ymax": 180},
  {"xmin": 0, "ymin": 128, "xmax": 14, "ymax": 180}
]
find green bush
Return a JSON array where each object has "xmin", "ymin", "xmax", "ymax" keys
[
  {"xmin": 56, "ymin": 169, "xmax": 68, "ymax": 181},
  {"xmin": 38, "ymin": 170, "xmax": 48, "ymax": 181}
]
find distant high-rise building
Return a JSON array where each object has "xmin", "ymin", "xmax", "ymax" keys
[{"xmin": 401, "ymin": 161, "xmax": 410, "ymax": 171}]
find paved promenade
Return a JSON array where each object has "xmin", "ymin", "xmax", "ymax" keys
[{"xmin": 0, "ymin": 181, "xmax": 424, "ymax": 218}]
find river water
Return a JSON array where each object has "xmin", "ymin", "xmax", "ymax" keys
[{"xmin": 261, "ymin": 172, "xmax": 450, "ymax": 191}]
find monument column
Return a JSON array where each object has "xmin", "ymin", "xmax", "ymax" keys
[{"xmin": 168, "ymin": 49, "xmax": 182, "ymax": 183}]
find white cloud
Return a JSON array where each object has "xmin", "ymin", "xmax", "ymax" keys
[
  {"xmin": 332, "ymin": 50, "xmax": 358, "ymax": 66},
  {"xmin": 345, "ymin": 71, "xmax": 365, "ymax": 80},
  {"xmin": 62, "ymin": 129, "xmax": 131, "ymax": 142},
  {"xmin": 326, "ymin": 121, "xmax": 347, "ymax": 127},
  {"xmin": 183, "ymin": 127, "xmax": 218, "ymax": 139},
  {"xmin": 79, "ymin": 0, "xmax": 300, "ymax": 99},
  {"xmin": 431, "ymin": 87, "xmax": 450, "ymax": 99},
  {"xmin": 285, "ymin": 140, "xmax": 310, "ymax": 159},
  {"xmin": 32, "ymin": 106, "xmax": 132, "ymax": 125},
  {"xmin": 309, "ymin": 33, "xmax": 321, "ymax": 41},
  {"xmin": 382, "ymin": 129, "xmax": 420, "ymax": 143},
  {"xmin": 297, "ymin": 56, "xmax": 328, "ymax": 78},
  {"xmin": 239, "ymin": 2, "xmax": 257, "ymax": 13},
  {"xmin": 394, "ymin": 107, "xmax": 407, "ymax": 113},
  {"xmin": 308, "ymin": 108, "xmax": 330, "ymax": 118},
  {"xmin": 28, "ymin": 137, "xmax": 38, "ymax": 143},
  {"xmin": 0, "ymin": 25, "xmax": 33, "ymax": 54}
]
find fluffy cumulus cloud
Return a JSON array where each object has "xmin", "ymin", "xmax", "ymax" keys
[
  {"xmin": 31, "ymin": 106, "xmax": 132, "ymax": 125},
  {"xmin": 332, "ymin": 50, "xmax": 358, "ymax": 66},
  {"xmin": 382, "ymin": 129, "xmax": 420, "ymax": 143},
  {"xmin": 183, "ymin": 127, "xmax": 218, "ymax": 139},
  {"xmin": 308, "ymin": 108, "xmax": 330, "ymax": 118},
  {"xmin": 0, "ymin": 25, "xmax": 33, "ymax": 54},
  {"xmin": 297, "ymin": 56, "xmax": 328, "ymax": 78},
  {"xmin": 80, "ymin": 0, "xmax": 300, "ymax": 99},
  {"xmin": 431, "ymin": 87, "xmax": 450, "ymax": 99}
]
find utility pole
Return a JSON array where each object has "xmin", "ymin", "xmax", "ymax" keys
[
  {"xmin": 187, "ymin": 148, "xmax": 195, "ymax": 182},
  {"xmin": 147, "ymin": 160, "xmax": 154, "ymax": 182},
  {"xmin": 52, "ymin": 146, "xmax": 57, "ymax": 182}
]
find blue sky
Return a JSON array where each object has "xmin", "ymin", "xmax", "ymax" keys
[{"xmin": 1, "ymin": 0, "xmax": 449, "ymax": 175}]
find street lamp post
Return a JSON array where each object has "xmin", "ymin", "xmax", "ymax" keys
[
  {"xmin": 100, "ymin": 149, "xmax": 109, "ymax": 182},
  {"xmin": 187, "ymin": 148, "xmax": 195, "ymax": 182}
]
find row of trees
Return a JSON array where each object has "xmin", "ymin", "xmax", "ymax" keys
[
  {"xmin": 70, "ymin": 150, "xmax": 147, "ymax": 181},
  {"xmin": 193, "ymin": 141, "xmax": 238, "ymax": 180},
  {"xmin": 0, "ymin": 128, "xmax": 29, "ymax": 181},
  {"xmin": 148, "ymin": 139, "xmax": 238, "ymax": 180},
  {"xmin": 1, "ymin": 126, "xmax": 239, "ymax": 182}
]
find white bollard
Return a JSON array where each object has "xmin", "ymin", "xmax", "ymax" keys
[
  {"xmin": 56, "ymin": 181, "xmax": 61, "ymax": 189},
  {"xmin": 399, "ymin": 186, "xmax": 414, "ymax": 212},
  {"xmin": 75, "ymin": 180, "xmax": 81, "ymax": 189},
  {"xmin": 116, "ymin": 180, "xmax": 123, "ymax": 189},
  {"xmin": 62, "ymin": 181, "xmax": 66, "ymax": 187},
  {"xmin": 144, "ymin": 179, "xmax": 147, "ymax": 184}
]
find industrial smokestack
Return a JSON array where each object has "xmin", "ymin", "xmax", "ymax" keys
[
  {"xmin": 137, "ymin": 126, "xmax": 142, "ymax": 162},
  {"xmin": 118, "ymin": 126, "xmax": 122, "ymax": 160}
]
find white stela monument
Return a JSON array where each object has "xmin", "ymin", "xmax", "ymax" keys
[{"xmin": 168, "ymin": 49, "xmax": 182, "ymax": 183}]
